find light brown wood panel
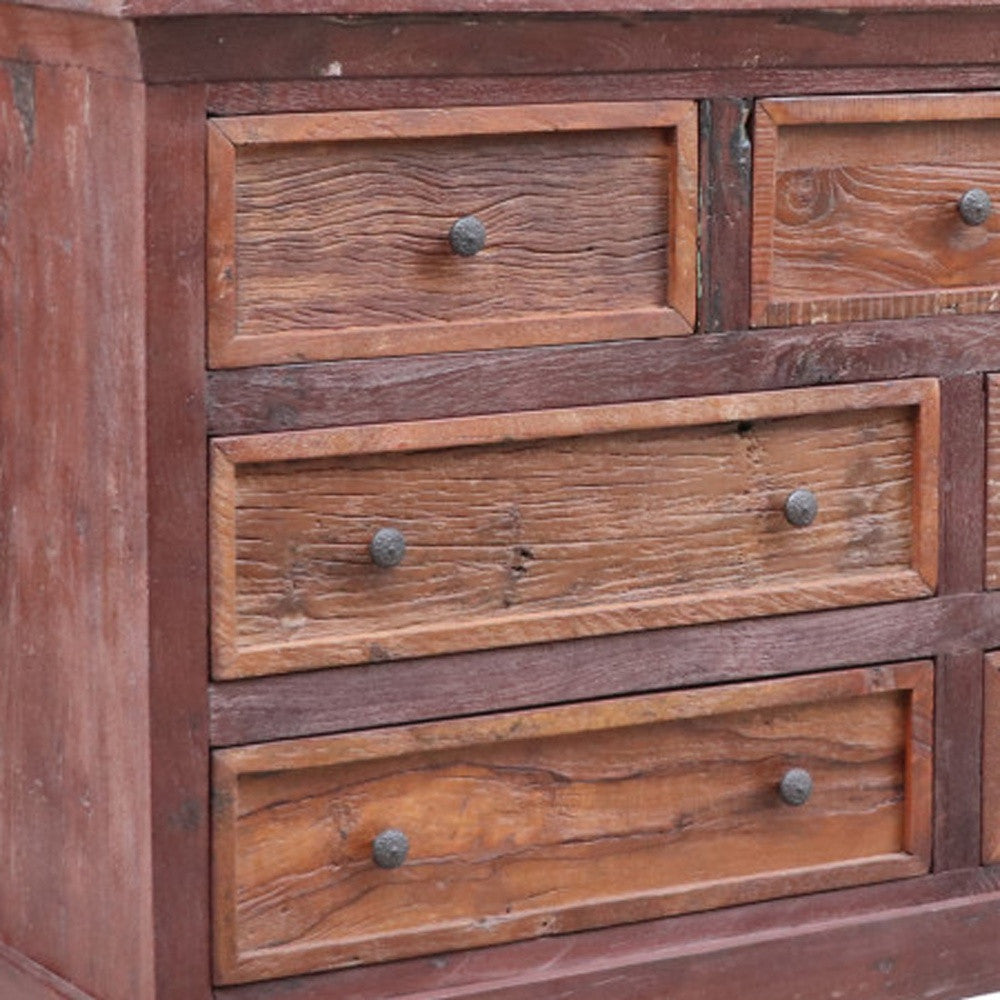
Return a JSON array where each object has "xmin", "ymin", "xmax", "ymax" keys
[
  {"xmin": 207, "ymin": 101, "xmax": 697, "ymax": 367},
  {"xmin": 212, "ymin": 661, "xmax": 934, "ymax": 984},
  {"xmin": 210, "ymin": 379, "xmax": 939, "ymax": 679},
  {"xmin": 987, "ymin": 375, "xmax": 1000, "ymax": 589},
  {"xmin": 752, "ymin": 92, "xmax": 1000, "ymax": 328}
]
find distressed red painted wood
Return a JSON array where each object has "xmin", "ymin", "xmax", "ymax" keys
[{"xmin": 2, "ymin": 3, "xmax": 999, "ymax": 1000}]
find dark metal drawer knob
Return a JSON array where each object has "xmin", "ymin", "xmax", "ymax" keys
[
  {"xmin": 958, "ymin": 187, "xmax": 992, "ymax": 226},
  {"xmin": 372, "ymin": 828, "xmax": 410, "ymax": 869},
  {"xmin": 449, "ymin": 215, "xmax": 487, "ymax": 256},
  {"xmin": 779, "ymin": 768, "xmax": 814, "ymax": 807},
  {"xmin": 369, "ymin": 527, "xmax": 406, "ymax": 569},
  {"xmin": 784, "ymin": 488, "xmax": 818, "ymax": 527}
]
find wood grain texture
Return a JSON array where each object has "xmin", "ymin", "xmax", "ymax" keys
[
  {"xmin": 753, "ymin": 93, "xmax": 1000, "ymax": 328},
  {"xmin": 0, "ymin": 940, "xmax": 96, "ymax": 1000},
  {"xmin": 938, "ymin": 374, "xmax": 986, "ymax": 594},
  {"xmin": 144, "ymin": 83, "xmax": 212, "ymax": 1000},
  {"xmin": 213, "ymin": 663, "xmax": 933, "ymax": 984},
  {"xmin": 210, "ymin": 380, "xmax": 939, "ymax": 679},
  {"xmin": 20, "ymin": 0, "xmax": 1000, "ymax": 18},
  {"xmin": 984, "ymin": 651, "xmax": 1000, "ymax": 863},
  {"xmin": 206, "ymin": 313, "xmax": 994, "ymax": 438},
  {"xmin": 986, "ymin": 374, "xmax": 1000, "ymax": 588},
  {"xmin": 0, "ymin": 4, "xmax": 142, "ymax": 78},
  {"xmin": 133, "ymin": 12, "xmax": 1000, "ymax": 85},
  {"xmin": 0, "ymin": 62, "xmax": 154, "ymax": 997},
  {"xmin": 212, "ymin": 867, "xmax": 1000, "ymax": 999},
  {"xmin": 934, "ymin": 651, "xmax": 984, "ymax": 870},
  {"xmin": 698, "ymin": 96, "xmax": 751, "ymax": 333},
  {"xmin": 207, "ymin": 101, "xmax": 697, "ymax": 367},
  {"xmin": 207, "ymin": 67, "xmax": 1000, "ymax": 117},
  {"xmin": 210, "ymin": 593, "xmax": 989, "ymax": 747},
  {"xmin": 212, "ymin": 871, "xmax": 1000, "ymax": 1000}
]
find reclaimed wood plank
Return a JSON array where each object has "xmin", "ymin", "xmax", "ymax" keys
[
  {"xmin": 208, "ymin": 102, "xmax": 696, "ymax": 367},
  {"xmin": 207, "ymin": 67, "xmax": 1000, "ymax": 116},
  {"xmin": 210, "ymin": 594, "xmax": 984, "ymax": 747},
  {"xmin": 938, "ymin": 374, "xmax": 986, "ymax": 594},
  {"xmin": 985, "ymin": 374, "xmax": 1000, "ymax": 588},
  {"xmin": 212, "ymin": 867, "xmax": 1000, "ymax": 999},
  {"xmin": 752, "ymin": 93, "xmax": 1000, "ymax": 328},
  {"xmin": 214, "ymin": 663, "xmax": 932, "ymax": 983},
  {"xmin": 206, "ymin": 315, "xmax": 997, "ymax": 437},
  {"xmin": 983, "ymin": 650, "xmax": 1000, "ymax": 863},
  {"xmin": 135, "ymin": 11, "xmax": 1000, "ymax": 84},
  {"xmin": 211, "ymin": 381, "xmax": 938, "ymax": 678},
  {"xmin": 0, "ymin": 4, "xmax": 141, "ymax": 77},
  {"xmin": 698, "ymin": 96, "xmax": 751, "ymax": 333},
  {"xmin": 144, "ymin": 82, "xmax": 213, "ymax": 1000},
  {"xmin": 0, "ymin": 59, "xmax": 153, "ymax": 998},
  {"xmin": 933, "ymin": 650, "xmax": 983, "ymax": 870}
]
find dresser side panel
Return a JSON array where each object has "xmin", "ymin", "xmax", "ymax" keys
[{"xmin": 0, "ymin": 61, "xmax": 154, "ymax": 997}]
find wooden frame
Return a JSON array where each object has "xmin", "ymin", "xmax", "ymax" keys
[
  {"xmin": 984, "ymin": 650, "xmax": 1000, "ymax": 862},
  {"xmin": 210, "ymin": 378, "xmax": 940, "ymax": 680},
  {"xmin": 986, "ymin": 374, "xmax": 1000, "ymax": 588},
  {"xmin": 206, "ymin": 101, "xmax": 698, "ymax": 368},
  {"xmin": 752, "ymin": 91, "xmax": 1000, "ymax": 328},
  {"xmin": 212, "ymin": 661, "xmax": 933, "ymax": 984}
]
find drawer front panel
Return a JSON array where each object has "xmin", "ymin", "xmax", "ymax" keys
[
  {"xmin": 210, "ymin": 380, "xmax": 939, "ymax": 680},
  {"xmin": 212, "ymin": 662, "xmax": 934, "ymax": 984},
  {"xmin": 207, "ymin": 102, "xmax": 697, "ymax": 368},
  {"xmin": 753, "ymin": 92, "xmax": 1000, "ymax": 327}
]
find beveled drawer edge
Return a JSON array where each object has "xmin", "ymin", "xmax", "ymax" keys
[
  {"xmin": 209, "ymin": 379, "xmax": 940, "ymax": 679},
  {"xmin": 211, "ymin": 377, "xmax": 937, "ymax": 461},
  {"xmin": 216, "ymin": 659, "xmax": 932, "ymax": 769},
  {"xmin": 221, "ymin": 572, "xmax": 931, "ymax": 679},
  {"xmin": 210, "ymin": 99, "xmax": 699, "ymax": 145},
  {"xmin": 760, "ymin": 90, "xmax": 1000, "ymax": 129},
  {"xmin": 211, "ymin": 660, "xmax": 934, "ymax": 984},
  {"xmin": 750, "ymin": 90, "xmax": 1000, "ymax": 328},
  {"xmin": 206, "ymin": 99, "xmax": 698, "ymax": 368}
]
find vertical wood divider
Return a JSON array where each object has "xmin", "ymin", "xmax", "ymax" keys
[
  {"xmin": 934, "ymin": 649, "xmax": 984, "ymax": 871},
  {"xmin": 938, "ymin": 373, "xmax": 986, "ymax": 595},
  {"xmin": 698, "ymin": 97, "xmax": 752, "ymax": 333},
  {"xmin": 145, "ymin": 83, "xmax": 213, "ymax": 999}
]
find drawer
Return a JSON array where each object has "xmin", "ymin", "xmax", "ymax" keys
[
  {"xmin": 207, "ymin": 101, "xmax": 697, "ymax": 368},
  {"xmin": 752, "ymin": 92, "xmax": 1000, "ymax": 327},
  {"xmin": 210, "ymin": 379, "xmax": 939, "ymax": 680},
  {"xmin": 212, "ymin": 661, "xmax": 934, "ymax": 984}
]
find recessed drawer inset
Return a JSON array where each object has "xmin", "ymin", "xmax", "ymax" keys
[
  {"xmin": 207, "ymin": 101, "xmax": 697, "ymax": 368},
  {"xmin": 210, "ymin": 380, "xmax": 939, "ymax": 680},
  {"xmin": 212, "ymin": 662, "xmax": 934, "ymax": 984},
  {"xmin": 753, "ymin": 92, "xmax": 1000, "ymax": 327}
]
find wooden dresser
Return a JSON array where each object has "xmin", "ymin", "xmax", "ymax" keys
[{"xmin": 6, "ymin": 2, "xmax": 1000, "ymax": 998}]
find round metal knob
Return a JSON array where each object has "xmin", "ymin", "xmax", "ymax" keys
[
  {"xmin": 958, "ymin": 187, "xmax": 992, "ymax": 226},
  {"xmin": 779, "ymin": 768, "xmax": 814, "ymax": 807},
  {"xmin": 369, "ymin": 527, "xmax": 406, "ymax": 569},
  {"xmin": 784, "ymin": 488, "xmax": 818, "ymax": 528},
  {"xmin": 449, "ymin": 215, "xmax": 487, "ymax": 256},
  {"xmin": 372, "ymin": 828, "xmax": 409, "ymax": 869}
]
